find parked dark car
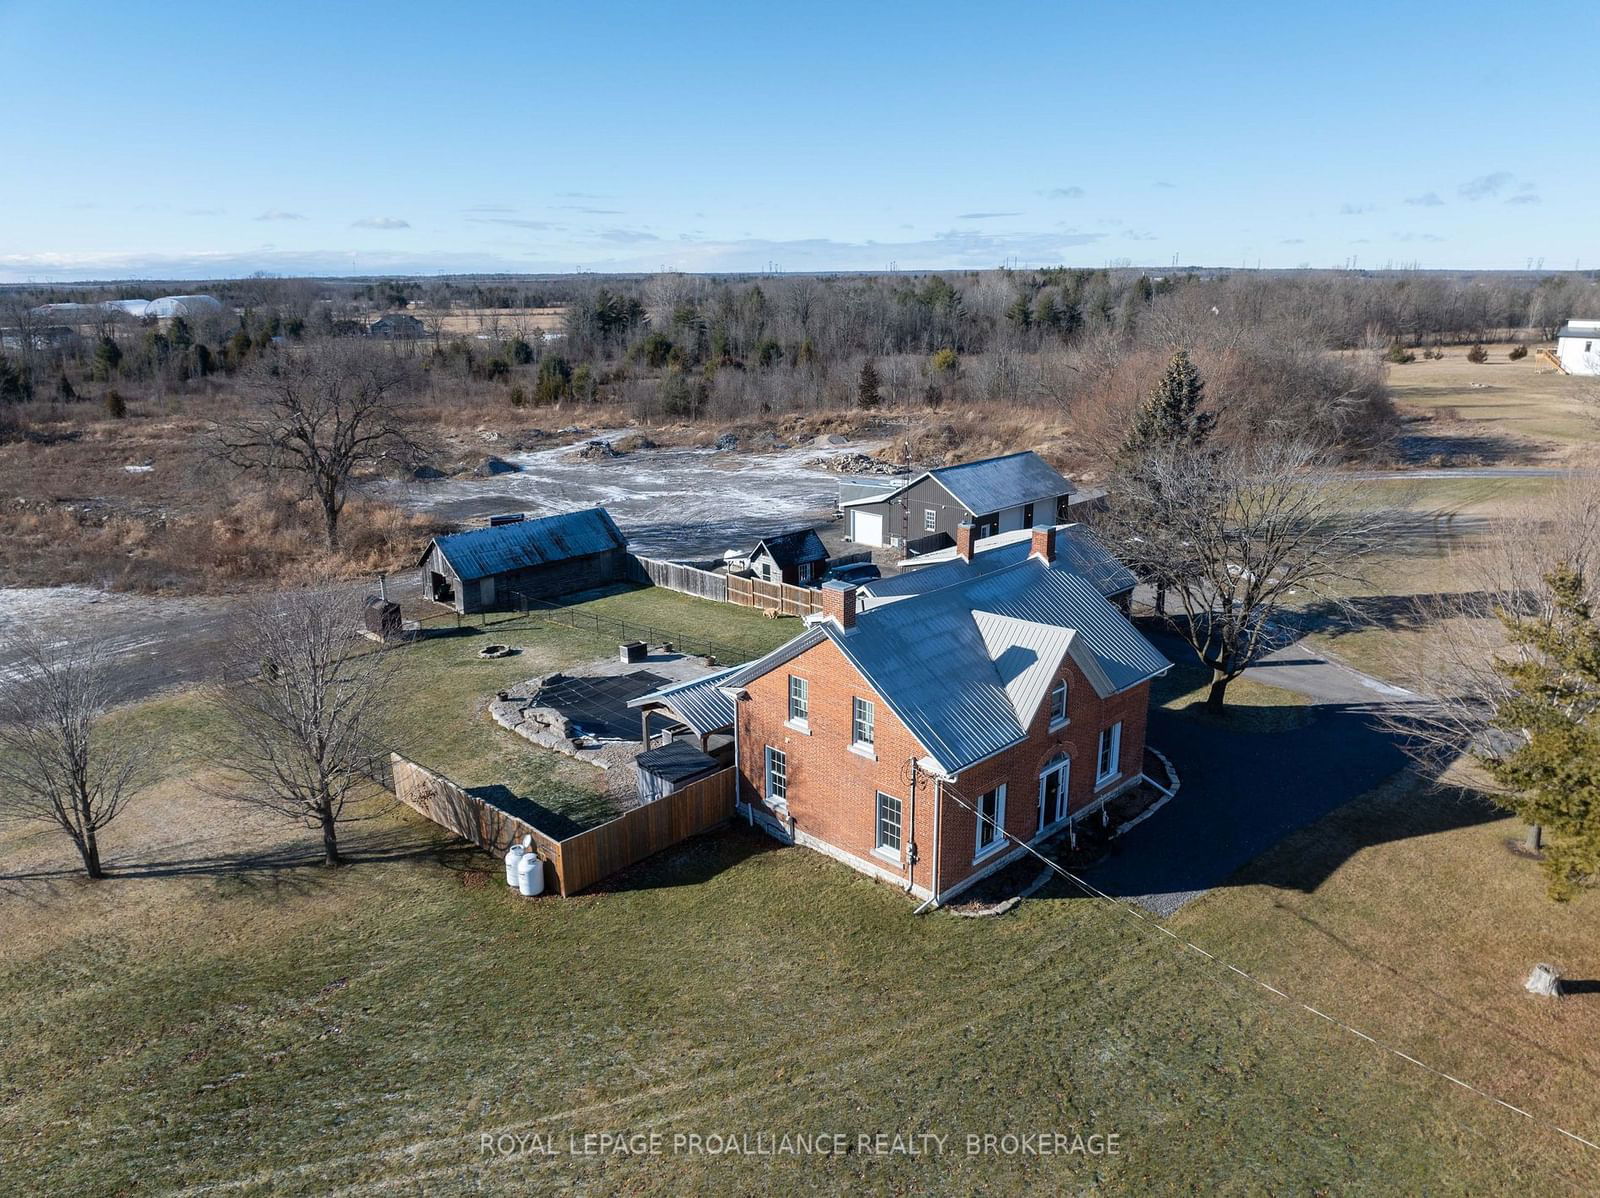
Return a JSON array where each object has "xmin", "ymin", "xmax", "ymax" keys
[{"xmin": 825, "ymin": 560, "xmax": 881, "ymax": 585}]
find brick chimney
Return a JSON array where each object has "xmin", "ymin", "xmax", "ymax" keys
[
  {"xmin": 955, "ymin": 520, "xmax": 976, "ymax": 562},
  {"xmin": 820, "ymin": 579, "xmax": 857, "ymax": 630},
  {"xmin": 1030, "ymin": 525, "xmax": 1057, "ymax": 564}
]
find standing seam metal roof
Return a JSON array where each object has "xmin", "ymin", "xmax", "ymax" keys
[
  {"xmin": 860, "ymin": 524, "xmax": 1135, "ymax": 607},
  {"xmin": 841, "ymin": 451, "xmax": 1072, "ymax": 514},
  {"xmin": 724, "ymin": 556, "xmax": 1168, "ymax": 774},
  {"xmin": 422, "ymin": 507, "xmax": 626, "ymax": 581},
  {"xmin": 628, "ymin": 666, "xmax": 739, "ymax": 736}
]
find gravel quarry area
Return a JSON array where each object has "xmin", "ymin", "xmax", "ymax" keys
[{"xmin": 380, "ymin": 431, "xmax": 888, "ymax": 558}]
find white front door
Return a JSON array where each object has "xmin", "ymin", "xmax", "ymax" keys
[
  {"xmin": 852, "ymin": 510, "xmax": 884, "ymax": 546},
  {"xmin": 1038, "ymin": 757, "xmax": 1069, "ymax": 832}
]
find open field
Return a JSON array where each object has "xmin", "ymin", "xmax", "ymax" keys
[
  {"xmin": 410, "ymin": 306, "xmax": 568, "ymax": 337},
  {"xmin": 1387, "ymin": 343, "xmax": 1595, "ymax": 458}
]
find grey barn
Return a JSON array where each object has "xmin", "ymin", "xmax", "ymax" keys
[
  {"xmin": 420, "ymin": 507, "xmax": 629, "ymax": 614},
  {"xmin": 839, "ymin": 450, "xmax": 1076, "ymax": 552}
]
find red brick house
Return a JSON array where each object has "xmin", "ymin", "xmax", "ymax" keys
[{"xmin": 719, "ymin": 525, "xmax": 1170, "ymax": 907}]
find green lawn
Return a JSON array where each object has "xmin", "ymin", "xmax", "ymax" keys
[
  {"xmin": 382, "ymin": 586, "xmax": 801, "ymax": 829},
  {"xmin": 4, "ymin": 779, "xmax": 1596, "ymax": 1194}
]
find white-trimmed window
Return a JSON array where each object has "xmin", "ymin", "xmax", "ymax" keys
[
  {"xmin": 1097, "ymin": 723, "xmax": 1122, "ymax": 784},
  {"xmin": 764, "ymin": 746, "xmax": 787, "ymax": 804},
  {"xmin": 975, "ymin": 783, "xmax": 1007, "ymax": 858},
  {"xmin": 788, "ymin": 675, "xmax": 809, "ymax": 725},
  {"xmin": 1048, "ymin": 679, "xmax": 1069, "ymax": 728},
  {"xmin": 923, "ymin": 508, "xmax": 937, "ymax": 532},
  {"xmin": 875, "ymin": 791, "xmax": 902, "ymax": 855},
  {"xmin": 852, "ymin": 696, "xmax": 876, "ymax": 748}
]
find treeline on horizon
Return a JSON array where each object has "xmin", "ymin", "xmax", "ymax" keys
[{"xmin": 4, "ymin": 267, "xmax": 1596, "ymax": 461}]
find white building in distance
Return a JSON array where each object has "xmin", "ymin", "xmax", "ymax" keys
[{"xmin": 1556, "ymin": 320, "xmax": 1600, "ymax": 375}]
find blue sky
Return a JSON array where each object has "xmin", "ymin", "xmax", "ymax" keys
[{"xmin": 0, "ymin": 0, "xmax": 1587, "ymax": 281}]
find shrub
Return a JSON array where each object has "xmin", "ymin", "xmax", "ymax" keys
[
  {"xmin": 930, "ymin": 347, "xmax": 958, "ymax": 374},
  {"xmin": 1508, "ymin": 344, "xmax": 1528, "ymax": 360},
  {"xmin": 105, "ymin": 390, "xmax": 127, "ymax": 419},
  {"xmin": 1467, "ymin": 343, "xmax": 1489, "ymax": 364},
  {"xmin": 1384, "ymin": 340, "xmax": 1415, "ymax": 364},
  {"xmin": 508, "ymin": 385, "xmax": 527, "ymax": 408}
]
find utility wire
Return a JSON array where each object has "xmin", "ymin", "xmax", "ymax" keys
[{"xmin": 930, "ymin": 774, "xmax": 1600, "ymax": 1155}]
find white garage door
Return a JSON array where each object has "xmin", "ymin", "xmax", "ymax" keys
[{"xmin": 851, "ymin": 510, "xmax": 884, "ymax": 546}]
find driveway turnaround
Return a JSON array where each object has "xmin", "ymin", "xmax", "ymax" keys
[{"xmin": 1083, "ymin": 638, "xmax": 1417, "ymax": 915}]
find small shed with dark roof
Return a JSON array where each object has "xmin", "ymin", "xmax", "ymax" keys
[
  {"xmin": 741, "ymin": 528, "xmax": 830, "ymax": 585},
  {"xmin": 419, "ymin": 507, "xmax": 629, "ymax": 614}
]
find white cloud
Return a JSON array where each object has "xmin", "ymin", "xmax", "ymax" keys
[
  {"xmin": 1404, "ymin": 192, "xmax": 1444, "ymax": 207},
  {"xmin": 351, "ymin": 216, "xmax": 410, "ymax": 229},
  {"xmin": 1458, "ymin": 171, "xmax": 1513, "ymax": 200},
  {"xmin": 254, "ymin": 209, "xmax": 306, "ymax": 221}
]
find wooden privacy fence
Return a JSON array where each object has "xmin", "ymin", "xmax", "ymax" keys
[
  {"xmin": 630, "ymin": 552, "xmax": 835, "ymax": 618},
  {"xmin": 726, "ymin": 573, "xmax": 825, "ymax": 616},
  {"xmin": 629, "ymin": 555, "xmax": 728, "ymax": 602},
  {"xmin": 390, "ymin": 754, "xmax": 736, "ymax": 897}
]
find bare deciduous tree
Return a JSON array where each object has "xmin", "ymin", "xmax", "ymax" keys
[
  {"xmin": 215, "ymin": 341, "xmax": 418, "ymax": 549},
  {"xmin": 208, "ymin": 589, "xmax": 396, "ymax": 866},
  {"xmin": 1100, "ymin": 438, "xmax": 1398, "ymax": 710},
  {"xmin": 0, "ymin": 633, "xmax": 147, "ymax": 879}
]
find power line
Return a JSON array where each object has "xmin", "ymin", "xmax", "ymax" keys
[{"xmin": 927, "ymin": 773, "xmax": 1600, "ymax": 1155}]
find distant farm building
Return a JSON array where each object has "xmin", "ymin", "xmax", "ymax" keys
[
  {"xmin": 1556, "ymin": 321, "xmax": 1600, "ymax": 376},
  {"xmin": 369, "ymin": 312, "xmax": 427, "ymax": 339},
  {"xmin": 420, "ymin": 507, "xmax": 630, "ymax": 614},
  {"xmin": 145, "ymin": 295, "xmax": 223, "ymax": 319}
]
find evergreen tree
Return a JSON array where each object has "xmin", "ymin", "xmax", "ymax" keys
[
  {"xmin": 1120, "ymin": 349, "xmax": 1215, "ymax": 460},
  {"xmin": 55, "ymin": 373, "xmax": 75, "ymax": 402},
  {"xmin": 857, "ymin": 358, "xmax": 882, "ymax": 409},
  {"xmin": 1004, "ymin": 293, "xmax": 1033, "ymax": 330},
  {"xmin": 0, "ymin": 354, "xmax": 32, "ymax": 403},
  {"xmin": 1486, "ymin": 565, "xmax": 1600, "ymax": 900},
  {"xmin": 93, "ymin": 335, "xmax": 122, "ymax": 380}
]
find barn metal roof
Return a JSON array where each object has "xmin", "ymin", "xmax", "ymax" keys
[
  {"xmin": 628, "ymin": 666, "xmax": 739, "ymax": 736},
  {"xmin": 839, "ymin": 451, "xmax": 1072, "ymax": 514},
  {"xmin": 860, "ymin": 524, "xmax": 1135, "ymax": 609},
  {"xmin": 422, "ymin": 507, "xmax": 626, "ymax": 581},
  {"xmin": 724, "ymin": 556, "xmax": 1168, "ymax": 775}
]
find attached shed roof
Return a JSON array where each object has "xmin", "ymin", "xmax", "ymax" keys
[
  {"xmin": 628, "ymin": 666, "xmax": 739, "ymax": 737},
  {"xmin": 752, "ymin": 528, "xmax": 828, "ymax": 569},
  {"xmin": 839, "ymin": 450, "xmax": 1072, "ymax": 514},
  {"xmin": 724, "ymin": 555, "xmax": 1168, "ymax": 775},
  {"xmin": 422, "ymin": 507, "xmax": 626, "ymax": 581}
]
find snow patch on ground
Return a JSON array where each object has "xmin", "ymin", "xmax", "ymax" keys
[{"xmin": 381, "ymin": 433, "xmax": 887, "ymax": 557}]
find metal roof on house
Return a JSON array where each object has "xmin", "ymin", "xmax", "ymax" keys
[
  {"xmin": 628, "ymin": 666, "xmax": 739, "ymax": 736},
  {"xmin": 421, "ymin": 507, "xmax": 626, "ymax": 581},
  {"xmin": 859, "ymin": 524, "xmax": 1135, "ymax": 608},
  {"xmin": 1557, "ymin": 323, "xmax": 1600, "ymax": 339},
  {"xmin": 839, "ymin": 451, "xmax": 1072, "ymax": 514},
  {"xmin": 752, "ymin": 528, "xmax": 829, "ymax": 569},
  {"xmin": 723, "ymin": 556, "xmax": 1168, "ymax": 775}
]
